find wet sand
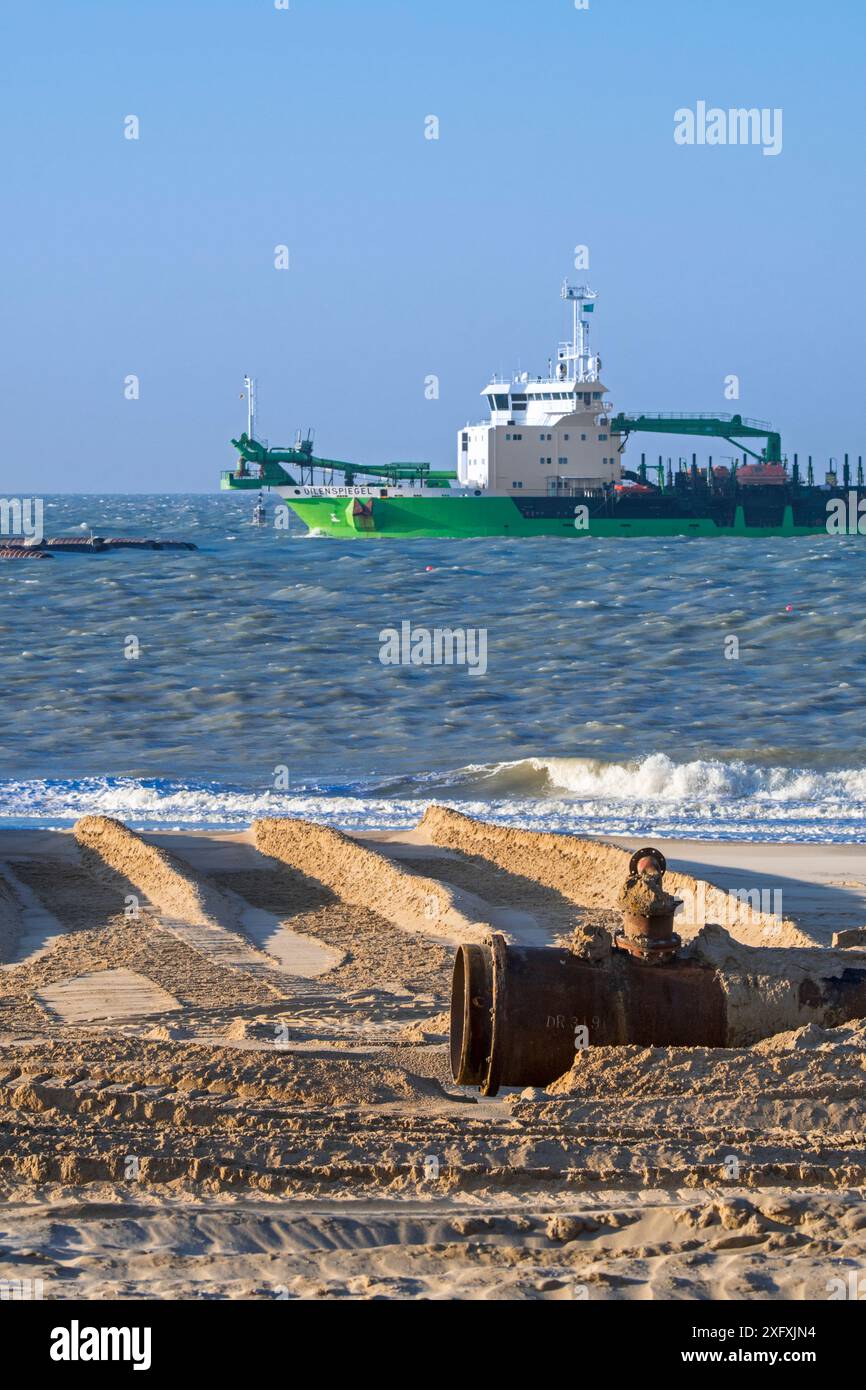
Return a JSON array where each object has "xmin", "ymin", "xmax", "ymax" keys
[{"xmin": 0, "ymin": 811, "xmax": 864, "ymax": 1301}]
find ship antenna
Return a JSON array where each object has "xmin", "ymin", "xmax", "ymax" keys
[{"xmin": 243, "ymin": 374, "xmax": 257, "ymax": 440}]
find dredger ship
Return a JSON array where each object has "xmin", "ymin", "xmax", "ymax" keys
[{"xmin": 221, "ymin": 282, "xmax": 866, "ymax": 538}]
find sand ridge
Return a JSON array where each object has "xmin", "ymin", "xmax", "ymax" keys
[
  {"xmin": 75, "ymin": 814, "xmax": 245, "ymax": 929},
  {"xmin": 254, "ymin": 816, "xmax": 492, "ymax": 944},
  {"xmin": 420, "ymin": 805, "xmax": 811, "ymax": 945}
]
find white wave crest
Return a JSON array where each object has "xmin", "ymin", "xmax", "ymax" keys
[{"xmin": 1, "ymin": 756, "xmax": 865, "ymax": 843}]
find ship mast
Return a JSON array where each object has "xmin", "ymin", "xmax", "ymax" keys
[
  {"xmin": 559, "ymin": 282, "xmax": 598, "ymax": 384},
  {"xmin": 243, "ymin": 374, "xmax": 257, "ymax": 440}
]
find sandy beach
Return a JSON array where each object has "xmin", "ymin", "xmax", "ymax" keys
[{"xmin": 0, "ymin": 810, "xmax": 864, "ymax": 1301}]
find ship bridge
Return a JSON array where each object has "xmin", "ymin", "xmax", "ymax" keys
[
  {"xmin": 459, "ymin": 282, "xmax": 622, "ymax": 494},
  {"xmin": 482, "ymin": 377, "xmax": 608, "ymax": 428}
]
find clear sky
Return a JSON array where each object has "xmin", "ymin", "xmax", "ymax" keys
[{"xmin": 2, "ymin": 0, "xmax": 865, "ymax": 493}]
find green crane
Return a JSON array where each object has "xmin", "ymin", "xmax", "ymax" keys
[
  {"xmin": 609, "ymin": 412, "xmax": 783, "ymax": 464},
  {"xmin": 227, "ymin": 433, "xmax": 458, "ymax": 490}
]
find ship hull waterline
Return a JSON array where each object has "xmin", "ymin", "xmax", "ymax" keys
[{"xmin": 274, "ymin": 492, "xmax": 844, "ymax": 540}]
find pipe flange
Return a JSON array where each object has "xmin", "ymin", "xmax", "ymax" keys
[{"xmin": 614, "ymin": 927, "xmax": 681, "ymax": 965}]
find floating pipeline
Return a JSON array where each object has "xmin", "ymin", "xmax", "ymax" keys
[
  {"xmin": 0, "ymin": 537, "xmax": 197, "ymax": 556},
  {"xmin": 451, "ymin": 931, "xmax": 866, "ymax": 1095}
]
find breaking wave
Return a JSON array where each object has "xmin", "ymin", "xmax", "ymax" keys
[
  {"xmin": 412, "ymin": 754, "xmax": 866, "ymax": 805},
  {"xmin": 1, "ymin": 754, "xmax": 866, "ymax": 842}
]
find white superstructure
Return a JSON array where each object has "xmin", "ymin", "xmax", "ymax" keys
[{"xmin": 457, "ymin": 282, "xmax": 623, "ymax": 496}]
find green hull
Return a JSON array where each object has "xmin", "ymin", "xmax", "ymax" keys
[{"xmin": 283, "ymin": 494, "xmax": 830, "ymax": 539}]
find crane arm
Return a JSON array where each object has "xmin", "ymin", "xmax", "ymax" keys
[
  {"xmin": 229, "ymin": 434, "xmax": 457, "ymax": 487},
  {"xmin": 609, "ymin": 413, "xmax": 782, "ymax": 463}
]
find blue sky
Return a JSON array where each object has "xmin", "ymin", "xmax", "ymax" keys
[{"xmin": 2, "ymin": 0, "xmax": 865, "ymax": 492}]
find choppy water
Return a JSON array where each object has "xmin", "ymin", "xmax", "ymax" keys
[{"xmin": 1, "ymin": 494, "xmax": 865, "ymax": 840}]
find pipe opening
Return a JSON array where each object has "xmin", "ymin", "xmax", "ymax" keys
[
  {"xmin": 450, "ymin": 944, "xmax": 493, "ymax": 1086},
  {"xmin": 449, "ymin": 948, "xmax": 468, "ymax": 1082}
]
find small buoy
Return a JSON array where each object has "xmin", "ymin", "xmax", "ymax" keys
[
  {"xmin": 425, "ymin": 565, "xmax": 435, "ymax": 572},
  {"xmin": 785, "ymin": 605, "xmax": 794, "ymax": 613}
]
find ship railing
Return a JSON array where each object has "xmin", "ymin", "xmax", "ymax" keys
[
  {"xmin": 221, "ymin": 468, "xmax": 260, "ymax": 483},
  {"xmin": 626, "ymin": 411, "xmax": 773, "ymax": 430},
  {"xmin": 549, "ymin": 482, "xmax": 607, "ymax": 497}
]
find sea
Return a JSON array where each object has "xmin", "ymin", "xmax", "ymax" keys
[{"xmin": 1, "ymin": 493, "xmax": 865, "ymax": 842}]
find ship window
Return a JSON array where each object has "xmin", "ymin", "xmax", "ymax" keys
[
  {"xmin": 599, "ymin": 434, "xmax": 608, "ymax": 441},
  {"xmin": 563, "ymin": 434, "xmax": 570, "ymax": 441},
  {"xmin": 461, "ymin": 435, "xmax": 468, "ymax": 451},
  {"xmin": 593, "ymin": 392, "xmax": 601, "ymax": 399},
  {"xmin": 559, "ymin": 457, "xmax": 567, "ymax": 468},
  {"xmin": 512, "ymin": 480, "xmax": 523, "ymax": 489},
  {"xmin": 584, "ymin": 393, "xmax": 591, "ymax": 405},
  {"xmin": 581, "ymin": 434, "xmax": 587, "ymax": 441},
  {"xmin": 495, "ymin": 395, "xmax": 509, "ymax": 409}
]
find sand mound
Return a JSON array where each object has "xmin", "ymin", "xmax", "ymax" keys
[
  {"xmin": 687, "ymin": 922, "xmax": 866, "ymax": 1043},
  {"xmin": 420, "ymin": 806, "xmax": 804, "ymax": 945},
  {"xmin": 538, "ymin": 1018, "xmax": 866, "ymax": 1146},
  {"xmin": 0, "ymin": 1035, "xmax": 451, "ymax": 1140},
  {"xmin": 254, "ymin": 817, "xmax": 489, "ymax": 944},
  {"xmin": 75, "ymin": 816, "xmax": 238, "ymax": 929}
]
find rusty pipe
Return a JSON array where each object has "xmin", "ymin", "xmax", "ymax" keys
[{"xmin": 450, "ymin": 935, "xmax": 866, "ymax": 1095}]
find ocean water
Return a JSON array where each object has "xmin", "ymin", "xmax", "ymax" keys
[{"xmin": 2, "ymin": 493, "xmax": 865, "ymax": 841}]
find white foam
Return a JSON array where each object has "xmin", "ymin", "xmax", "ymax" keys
[{"xmin": 1, "ymin": 757, "xmax": 866, "ymax": 843}]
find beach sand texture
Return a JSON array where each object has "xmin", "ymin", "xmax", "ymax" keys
[{"xmin": 0, "ymin": 810, "xmax": 864, "ymax": 1301}]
